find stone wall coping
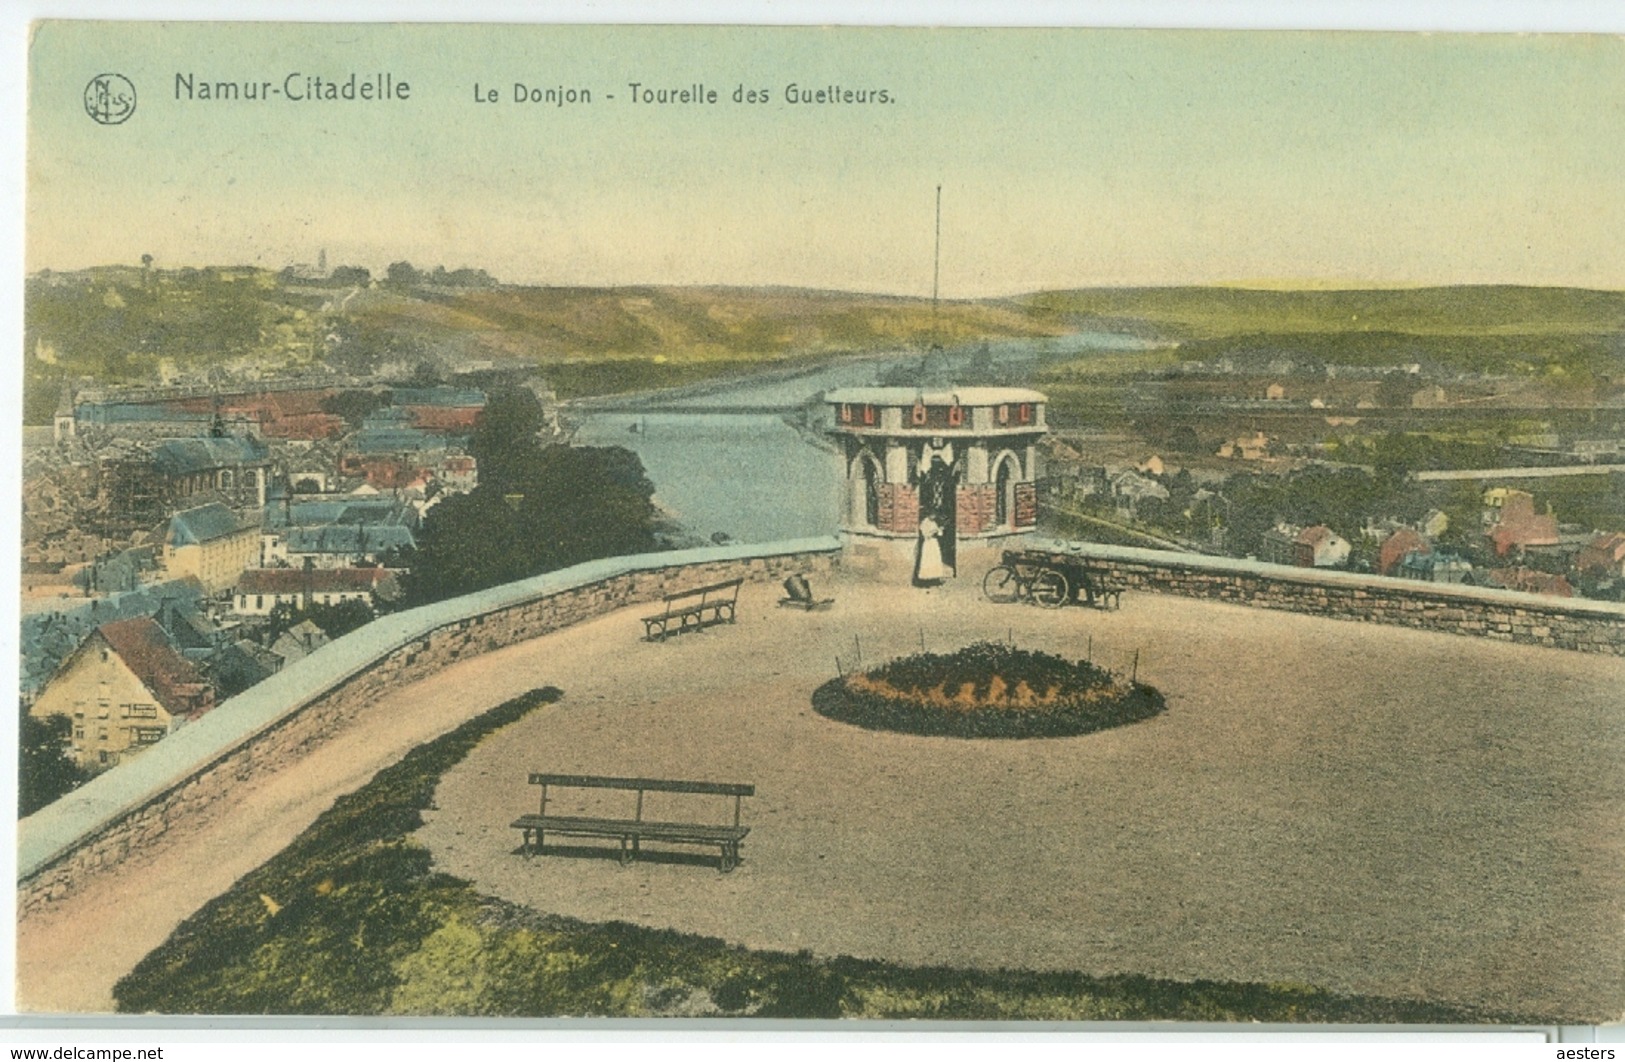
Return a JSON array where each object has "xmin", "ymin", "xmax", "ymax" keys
[
  {"xmin": 18, "ymin": 536, "xmax": 841, "ymax": 881},
  {"xmin": 1026, "ymin": 538, "xmax": 1625, "ymax": 620}
]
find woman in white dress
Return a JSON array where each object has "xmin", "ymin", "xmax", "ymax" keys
[{"xmin": 914, "ymin": 515, "xmax": 948, "ymax": 586}]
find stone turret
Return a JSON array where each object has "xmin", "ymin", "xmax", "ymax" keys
[{"xmin": 825, "ymin": 386, "xmax": 1047, "ymax": 563}]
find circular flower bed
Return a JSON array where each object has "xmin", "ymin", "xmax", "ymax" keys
[{"xmin": 811, "ymin": 641, "xmax": 1165, "ymax": 739}]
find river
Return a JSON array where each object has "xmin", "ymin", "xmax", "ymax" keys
[{"xmin": 569, "ymin": 331, "xmax": 1155, "ymax": 544}]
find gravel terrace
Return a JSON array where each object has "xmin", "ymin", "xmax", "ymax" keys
[{"xmin": 419, "ymin": 560, "xmax": 1625, "ymax": 1022}]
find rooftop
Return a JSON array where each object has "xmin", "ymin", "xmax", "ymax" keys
[
  {"xmin": 94, "ymin": 616, "xmax": 212, "ymax": 718},
  {"xmin": 166, "ymin": 503, "xmax": 256, "ymax": 547},
  {"xmin": 236, "ymin": 567, "xmax": 396, "ymax": 595},
  {"xmin": 286, "ymin": 524, "xmax": 416, "ymax": 554},
  {"xmin": 825, "ymin": 387, "xmax": 1047, "ymax": 407},
  {"xmin": 150, "ymin": 436, "xmax": 271, "ymax": 476}
]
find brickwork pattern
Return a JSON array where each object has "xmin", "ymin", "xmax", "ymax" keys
[
  {"xmin": 955, "ymin": 484, "xmax": 997, "ymax": 536},
  {"xmin": 1014, "ymin": 482, "xmax": 1038, "ymax": 528},
  {"xmin": 877, "ymin": 483, "xmax": 920, "ymax": 535}
]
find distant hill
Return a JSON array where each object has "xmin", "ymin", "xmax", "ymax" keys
[
  {"xmin": 1021, "ymin": 285, "xmax": 1625, "ymax": 339},
  {"xmin": 24, "ymin": 268, "xmax": 1625, "ymax": 422},
  {"xmin": 344, "ymin": 283, "xmax": 1062, "ymax": 363}
]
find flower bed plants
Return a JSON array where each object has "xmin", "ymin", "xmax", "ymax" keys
[{"xmin": 811, "ymin": 641, "xmax": 1165, "ymax": 739}]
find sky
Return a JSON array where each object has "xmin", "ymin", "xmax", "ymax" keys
[{"xmin": 22, "ymin": 18, "xmax": 1625, "ymax": 296}]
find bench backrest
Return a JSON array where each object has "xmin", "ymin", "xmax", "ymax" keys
[
  {"xmin": 529, "ymin": 773, "xmax": 754, "ymax": 797},
  {"xmin": 530, "ymin": 772, "xmax": 753, "ymax": 828},
  {"xmin": 662, "ymin": 577, "xmax": 743, "ymax": 605}
]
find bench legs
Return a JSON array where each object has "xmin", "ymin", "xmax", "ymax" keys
[
  {"xmin": 520, "ymin": 827, "xmax": 544, "ymax": 859},
  {"xmin": 518, "ymin": 832, "xmax": 742, "ymax": 872}
]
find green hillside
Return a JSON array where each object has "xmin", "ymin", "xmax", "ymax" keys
[
  {"xmin": 1022, "ymin": 285, "xmax": 1625, "ymax": 339},
  {"xmin": 24, "ymin": 267, "xmax": 1625, "ymax": 421}
]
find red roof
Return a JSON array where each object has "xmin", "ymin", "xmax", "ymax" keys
[
  {"xmin": 236, "ymin": 567, "xmax": 393, "ymax": 595},
  {"xmin": 1488, "ymin": 567, "xmax": 1574, "ymax": 598},
  {"xmin": 1577, "ymin": 531, "xmax": 1625, "ymax": 573},
  {"xmin": 261, "ymin": 412, "xmax": 345, "ymax": 440},
  {"xmin": 407, "ymin": 406, "xmax": 483, "ymax": 432},
  {"xmin": 95, "ymin": 617, "xmax": 214, "ymax": 719},
  {"xmin": 1488, "ymin": 512, "xmax": 1560, "ymax": 556},
  {"xmin": 1379, "ymin": 529, "xmax": 1429, "ymax": 576},
  {"xmin": 1295, "ymin": 525, "xmax": 1337, "ymax": 547}
]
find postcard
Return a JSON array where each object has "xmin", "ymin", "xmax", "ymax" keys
[{"xmin": 14, "ymin": 17, "xmax": 1625, "ymax": 1030}]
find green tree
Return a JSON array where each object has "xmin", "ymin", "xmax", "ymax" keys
[
  {"xmin": 400, "ymin": 490, "xmax": 532, "ymax": 604},
  {"xmin": 264, "ymin": 598, "xmax": 379, "ymax": 643},
  {"xmin": 402, "ymin": 445, "xmax": 661, "ymax": 606},
  {"xmin": 327, "ymin": 265, "xmax": 371, "ymax": 287},
  {"xmin": 320, "ymin": 388, "xmax": 393, "ymax": 428},
  {"xmin": 385, "ymin": 261, "xmax": 420, "ymax": 288},
  {"xmin": 20, "ymin": 710, "xmax": 88, "ymax": 817},
  {"xmin": 469, "ymin": 387, "xmax": 548, "ymax": 494},
  {"xmin": 514, "ymin": 445, "xmax": 660, "ymax": 570}
]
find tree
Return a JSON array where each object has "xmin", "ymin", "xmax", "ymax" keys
[
  {"xmin": 320, "ymin": 388, "xmax": 392, "ymax": 427},
  {"xmin": 403, "ymin": 378, "xmax": 662, "ymax": 605},
  {"xmin": 264, "ymin": 598, "xmax": 377, "ymax": 643},
  {"xmin": 514, "ymin": 445, "xmax": 660, "ymax": 570},
  {"xmin": 20, "ymin": 710, "xmax": 88, "ymax": 816},
  {"xmin": 469, "ymin": 386, "xmax": 548, "ymax": 494},
  {"xmin": 402, "ymin": 445, "xmax": 661, "ymax": 606},
  {"xmin": 400, "ymin": 489, "xmax": 531, "ymax": 604},
  {"xmin": 385, "ymin": 261, "xmax": 420, "ymax": 288},
  {"xmin": 327, "ymin": 265, "xmax": 371, "ymax": 287}
]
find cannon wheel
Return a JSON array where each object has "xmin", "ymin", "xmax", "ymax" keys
[
  {"xmin": 982, "ymin": 565, "xmax": 1022, "ymax": 604},
  {"xmin": 1030, "ymin": 568, "xmax": 1070, "ymax": 608}
]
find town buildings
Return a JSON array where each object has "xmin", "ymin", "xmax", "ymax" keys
[
  {"xmin": 160, "ymin": 503, "xmax": 261, "ymax": 593},
  {"xmin": 28, "ymin": 616, "xmax": 214, "ymax": 771},
  {"xmin": 232, "ymin": 567, "xmax": 398, "ymax": 615}
]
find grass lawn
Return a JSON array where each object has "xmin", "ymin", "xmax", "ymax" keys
[{"xmin": 115, "ymin": 688, "xmax": 1528, "ymax": 1022}]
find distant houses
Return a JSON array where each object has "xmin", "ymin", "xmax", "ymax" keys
[
  {"xmin": 271, "ymin": 619, "xmax": 331, "ymax": 667},
  {"xmin": 101, "ymin": 434, "xmax": 271, "ymax": 531},
  {"xmin": 1485, "ymin": 490, "xmax": 1560, "ymax": 557},
  {"xmin": 1217, "ymin": 430, "xmax": 1272, "ymax": 461},
  {"xmin": 160, "ymin": 503, "xmax": 261, "ymax": 593},
  {"xmin": 1576, "ymin": 532, "xmax": 1625, "ymax": 580},
  {"xmin": 232, "ymin": 567, "xmax": 398, "ymax": 615},
  {"xmin": 18, "ymin": 379, "xmax": 510, "ymax": 799},
  {"xmin": 284, "ymin": 524, "xmax": 416, "ymax": 569},
  {"xmin": 28, "ymin": 616, "xmax": 215, "ymax": 771},
  {"xmin": 1109, "ymin": 470, "xmax": 1169, "ymax": 517},
  {"xmin": 1485, "ymin": 568, "xmax": 1575, "ymax": 598},
  {"xmin": 1396, "ymin": 550, "xmax": 1474, "ymax": 585},
  {"xmin": 1293, "ymin": 526, "xmax": 1351, "ymax": 569},
  {"xmin": 1378, "ymin": 528, "xmax": 1429, "ymax": 577}
]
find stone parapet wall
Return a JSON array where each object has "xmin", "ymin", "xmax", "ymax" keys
[
  {"xmin": 1022, "ymin": 540, "xmax": 1625, "ymax": 655},
  {"xmin": 18, "ymin": 539, "xmax": 841, "ymax": 913}
]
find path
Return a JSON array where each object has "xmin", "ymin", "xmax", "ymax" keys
[{"xmin": 18, "ymin": 562, "xmax": 1625, "ymax": 1021}]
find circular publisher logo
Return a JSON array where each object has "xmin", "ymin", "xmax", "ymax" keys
[{"xmin": 84, "ymin": 74, "xmax": 137, "ymax": 125}]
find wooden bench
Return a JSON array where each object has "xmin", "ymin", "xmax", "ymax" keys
[
  {"xmin": 512, "ymin": 773, "xmax": 754, "ymax": 872},
  {"xmin": 1075, "ymin": 570, "xmax": 1123, "ymax": 611},
  {"xmin": 641, "ymin": 577, "xmax": 743, "ymax": 641},
  {"xmin": 777, "ymin": 573, "xmax": 834, "ymax": 612}
]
